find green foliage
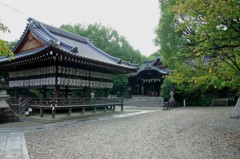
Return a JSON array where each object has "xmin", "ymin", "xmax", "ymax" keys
[
  {"xmin": 171, "ymin": 0, "xmax": 240, "ymax": 90},
  {"xmin": 110, "ymin": 74, "xmax": 129, "ymax": 97},
  {"xmin": 7, "ymin": 40, "xmax": 18, "ymax": 50},
  {"xmin": 0, "ymin": 23, "xmax": 9, "ymax": 33},
  {"xmin": 156, "ymin": 0, "xmax": 240, "ymax": 101},
  {"xmin": 0, "ymin": 23, "xmax": 13, "ymax": 57},
  {"xmin": 155, "ymin": 0, "xmax": 180, "ymax": 68},
  {"xmin": 160, "ymin": 78, "xmax": 172, "ymax": 100},
  {"xmin": 147, "ymin": 50, "xmax": 161, "ymax": 60},
  {"xmin": 60, "ymin": 23, "xmax": 145, "ymax": 64}
]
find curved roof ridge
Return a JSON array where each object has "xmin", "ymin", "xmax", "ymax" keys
[
  {"xmin": 143, "ymin": 59, "xmax": 155, "ymax": 64},
  {"xmin": 86, "ymin": 40, "xmax": 120, "ymax": 63},
  {"xmin": 122, "ymin": 60, "xmax": 139, "ymax": 68},
  {"xmin": 131, "ymin": 66, "xmax": 168, "ymax": 77},
  {"xmin": 28, "ymin": 18, "xmax": 80, "ymax": 53},
  {"xmin": 28, "ymin": 18, "xmax": 88, "ymax": 44}
]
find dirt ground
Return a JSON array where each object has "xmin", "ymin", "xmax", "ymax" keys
[{"xmin": 1, "ymin": 106, "xmax": 240, "ymax": 159}]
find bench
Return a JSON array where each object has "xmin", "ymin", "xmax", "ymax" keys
[{"xmin": 211, "ymin": 98, "xmax": 228, "ymax": 106}]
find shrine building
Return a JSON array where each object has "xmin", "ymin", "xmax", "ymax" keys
[
  {"xmin": 0, "ymin": 18, "xmax": 138, "ymax": 99},
  {"xmin": 128, "ymin": 57, "xmax": 169, "ymax": 96}
]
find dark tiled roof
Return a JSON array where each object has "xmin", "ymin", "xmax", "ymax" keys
[
  {"xmin": 0, "ymin": 46, "xmax": 48, "ymax": 62},
  {"xmin": 131, "ymin": 57, "xmax": 169, "ymax": 76},
  {"xmin": 3, "ymin": 18, "xmax": 138, "ymax": 70}
]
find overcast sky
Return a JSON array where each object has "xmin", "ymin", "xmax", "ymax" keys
[{"xmin": 0, "ymin": 0, "xmax": 160, "ymax": 56}]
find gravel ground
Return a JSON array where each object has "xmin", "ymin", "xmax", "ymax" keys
[{"xmin": 3, "ymin": 107, "xmax": 240, "ymax": 159}]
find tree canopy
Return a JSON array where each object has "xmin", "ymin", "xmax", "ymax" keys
[
  {"xmin": 60, "ymin": 23, "xmax": 146, "ymax": 64},
  {"xmin": 0, "ymin": 23, "xmax": 13, "ymax": 57},
  {"xmin": 155, "ymin": 0, "xmax": 240, "ymax": 97}
]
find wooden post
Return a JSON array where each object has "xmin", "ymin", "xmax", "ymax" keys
[
  {"xmin": 68, "ymin": 108, "xmax": 72, "ymax": 117},
  {"xmin": 54, "ymin": 85, "xmax": 60, "ymax": 99},
  {"xmin": 14, "ymin": 89, "xmax": 19, "ymax": 103},
  {"xmin": 43, "ymin": 86, "xmax": 47, "ymax": 98},
  {"xmin": 52, "ymin": 108, "xmax": 56, "ymax": 118},
  {"xmin": 65, "ymin": 86, "xmax": 68, "ymax": 99},
  {"xmin": 121, "ymin": 105, "xmax": 123, "ymax": 112},
  {"xmin": 113, "ymin": 106, "xmax": 115, "ymax": 112},
  {"xmin": 82, "ymin": 107, "xmax": 85, "ymax": 116},
  {"xmin": 94, "ymin": 106, "xmax": 96, "ymax": 114},
  {"xmin": 83, "ymin": 87, "xmax": 88, "ymax": 98},
  {"xmin": 104, "ymin": 106, "xmax": 107, "ymax": 113},
  {"xmin": 104, "ymin": 88, "xmax": 110, "ymax": 97},
  {"xmin": 40, "ymin": 108, "xmax": 43, "ymax": 117}
]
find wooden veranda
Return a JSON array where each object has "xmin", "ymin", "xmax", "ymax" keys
[{"xmin": 9, "ymin": 97, "xmax": 124, "ymax": 118}]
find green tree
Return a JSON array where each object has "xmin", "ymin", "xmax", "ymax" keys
[
  {"xmin": 175, "ymin": 0, "xmax": 239, "ymax": 91},
  {"xmin": 0, "ymin": 23, "xmax": 13, "ymax": 57},
  {"xmin": 171, "ymin": 0, "xmax": 240, "ymax": 113},
  {"xmin": 61, "ymin": 23, "xmax": 145, "ymax": 64},
  {"xmin": 156, "ymin": 0, "xmax": 240, "ymax": 99},
  {"xmin": 110, "ymin": 74, "xmax": 129, "ymax": 97},
  {"xmin": 155, "ymin": 0, "xmax": 180, "ymax": 68}
]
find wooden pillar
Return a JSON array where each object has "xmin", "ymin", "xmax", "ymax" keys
[
  {"xmin": 40, "ymin": 108, "xmax": 43, "ymax": 117},
  {"xmin": 65, "ymin": 86, "xmax": 68, "ymax": 99},
  {"xmin": 14, "ymin": 89, "xmax": 19, "ymax": 103},
  {"xmin": 14, "ymin": 89, "xmax": 19, "ymax": 98},
  {"xmin": 82, "ymin": 107, "xmax": 85, "ymax": 116},
  {"xmin": 94, "ymin": 106, "xmax": 96, "ymax": 114},
  {"xmin": 52, "ymin": 108, "xmax": 56, "ymax": 118},
  {"xmin": 104, "ymin": 106, "xmax": 107, "ymax": 113},
  {"xmin": 121, "ymin": 105, "xmax": 123, "ymax": 112},
  {"xmin": 54, "ymin": 85, "xmax": 60, "ymax": 99},
  {"xmin": 104, "ymin": 89, "xmax": 110, "ymax": 97},
  {"xmin": 83, "ymin": 87, "xmax": 88, "ymax": 98},
  {"xmin": 68, "ymin": 108, "xmax": 72, "ymax": 117},
  {"xmin": 113, "ymin": 106, "xmax": 115, "ymax": 112},
  {"xmin": 43, "ymin": 86, "xmax": 47, "ymax": 98}
]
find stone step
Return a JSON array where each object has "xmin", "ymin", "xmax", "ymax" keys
[
  {"xmin": 124, "ymin": 97, "xmax": 164, "ymax": 107},
  {"xmin": 0, "ymin": 110, "xmax": 19, "ymax": 123}
]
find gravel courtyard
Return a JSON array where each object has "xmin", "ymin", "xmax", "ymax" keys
[{"xmin": 2, "ymin": 107, "xmax": 240, "ymax": 159}]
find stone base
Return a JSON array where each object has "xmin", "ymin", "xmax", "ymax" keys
[{"xmin": 0, "ymin": 109, "xmax": 19, "ymax": 123}]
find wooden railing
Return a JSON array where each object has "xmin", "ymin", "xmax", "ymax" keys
[
  {"xmin": 6, "ymin": 97, "xmax": 124, "ymax": 117},
  {"xmin": 28, "ymin": 97, "xmax": 124, "ymax": 106}
]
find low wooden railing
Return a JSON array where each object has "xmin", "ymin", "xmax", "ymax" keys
[
  {"xmin": 29, "ymin": 97, "xmax": 124, "ymax": 118},
  {"xmin": 29, "ymin": 97, "xmax": 124, "ymax": 106}
]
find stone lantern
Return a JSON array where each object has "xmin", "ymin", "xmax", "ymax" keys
[
  {"xmin": 0, "ymin": 78, "xmax": 10, "ymax": 108},
  {"xmin": 168, "ymin": 87, "xmax": 175, "ymax": 107},
  {"xmin": 0, "ymin": 77, "xmax": 18, "ymax": 123}
]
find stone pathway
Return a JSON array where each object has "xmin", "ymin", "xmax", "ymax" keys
[{"xmin": 0, "ymin": 132, "xmax": 29, "ymax": 159}]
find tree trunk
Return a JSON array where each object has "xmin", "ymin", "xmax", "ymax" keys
[{"xmin": 230, "ymin": 96, "xmax": 240, "ymax": 118}]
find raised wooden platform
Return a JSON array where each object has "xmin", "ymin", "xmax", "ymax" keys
[{"xmin": 21, "ymin": 97, "xmax": 124, "ymax": 118}]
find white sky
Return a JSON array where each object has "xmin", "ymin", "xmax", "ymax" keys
[{"xmin": 0, "ymin": 0, "xmax": 160, "ymax": 56}]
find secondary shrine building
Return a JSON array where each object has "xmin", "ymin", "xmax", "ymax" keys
[
  {"xmin": 128, "ymin": 57, "xmax": 169, "ymax": 96},
  {"xmin": 0, "ymin": 18, "xmax": 138, "ymax": 98}
]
